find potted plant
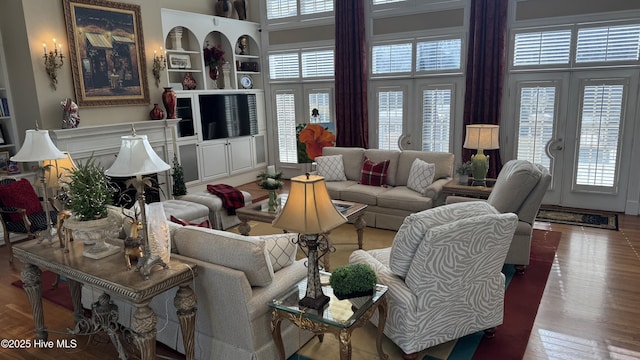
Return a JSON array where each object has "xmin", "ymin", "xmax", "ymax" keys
[
  {"xmin": 171, "ymin": 154, "xmax": 187, "ymax": 197},
  {"xmin": 62, "ymin": 157, "xmax": 119, "ymax": 259},
  {"xmin": 257, "ymin": 170, "xmax": 284, "ymax": 212},
  {"xmin": 329, "ymin": 263, "xmax": 377, "ymax": 300},
  {"xmin": 456, "ymin": 161, "xmax": 472, "ymax": 185}
]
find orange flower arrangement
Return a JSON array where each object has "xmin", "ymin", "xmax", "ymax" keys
[{"xmin": 298, "ymin": 123, "xmax": 336, "ymax": 160}]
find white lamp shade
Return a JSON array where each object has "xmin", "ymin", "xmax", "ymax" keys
[
  {"xmin": 272, "ymin": 174, "xmax": 347, "ymax": 234},
  {"xmin": 42, "ymin": 151, "xmax": 76, "ymax": 188},
  {"xmin": 463, "ymin": 124, "xmax": 500, "ymax": 151},
  {"xmin": 11, "ymin": 129, "xmax": 66, "ymax": 162},
  {"xmin": 105, "ymin": 134, "xmax": 171, "ymax": 177}
]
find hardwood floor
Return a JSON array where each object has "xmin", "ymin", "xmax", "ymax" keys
[{"xmin": 0, "ymin": 210, "xmax": 638, "ymax": 359}]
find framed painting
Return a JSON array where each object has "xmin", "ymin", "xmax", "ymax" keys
[
  {"xmin": 63, "ymin": 0, "xmax": 150, "ymax": 107},
  {"xmin": 168, "ymin": 54, "xmax": 191, "ymax": 69}
]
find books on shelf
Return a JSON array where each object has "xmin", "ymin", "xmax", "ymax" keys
[{"xmin": 0, "ymin": 98, "xmax": 8, "ymax": 117}]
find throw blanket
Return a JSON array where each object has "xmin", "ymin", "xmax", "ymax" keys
[{"xmin": 207, "ymin": 184, "xmax": 245, "ymax": 215}]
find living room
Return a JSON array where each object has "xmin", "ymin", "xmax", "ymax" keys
[{"xmin": 0, "ymin": 0, "xmax": 639, "ymax": 359}]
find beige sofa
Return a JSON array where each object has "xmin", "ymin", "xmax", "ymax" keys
[
  {"xmin": 81, "ymin": 224, "xmax": 313, "ymax": 359},
  {"xmin": 319, "ymin": 147, "xmax": 454, "ymax": 230}
]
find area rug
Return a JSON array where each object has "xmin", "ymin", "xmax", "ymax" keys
[
  {"xmin": 537, "ymin": 206, "xmax": 618, "ymax": 230},
  {"xmin": 11, "ymin": 271, "xmax": 73, "ymax": 311}
]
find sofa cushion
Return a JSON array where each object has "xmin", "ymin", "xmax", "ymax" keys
[
  {"xmin": 340, "ymin": 183, "xmax": 390, "ymax": 206},
  {"xmin": 259, "ymin": 233, "xmax": 298, "ymax": 272},
  {"xmin": 488, "ymin": 160, "xmax": 542, "ymax": 214},
  {"xmin": 389, "ymin": 201, "xmax": 500, "ymax": 278},
  {"xmin": 377, "ymin": 186, "xmax": 433, "ymax": 212},
  {"xmin": 322, "ymin": 147, "xmax": 365, "ymax": 181},
  {"xmin": 359, "ymin": 157, "xmax": 391, "ymax": 186},
  {"xmin": 363, "ymin": 149, "xmax": 401, "ymax": 186},
  {"xmin": 324, "ymin": 180, "xmax": 358, "ymax": 199},
  {"xmin": 315, "ymin": 154, "xmax": 347, "ymax": 181},
  {"xmin": 174, "ymin": 226, "xmax": 274, "ymax": 286},
  {"xmin": 396, "ymin": 151, "xmax": 454, "ymax": 186},
  {"xmin": 0, "ymin": 179, "xmax": 43, "ymax": 221},
  {"xmin": 407, "ymin": 158, "xmax": 436, "ymax": 195}
]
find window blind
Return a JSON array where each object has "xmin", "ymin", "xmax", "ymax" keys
[
  {"xmin": 301, "ymin": 0, "xmax": 333, "ymax": 15},
  {"xmin": 275, "ymin": 93, "xmax": 298, "ymax": 163},
  {"xmin": 513, "ymin": 30, "xmax": 571, "ymax": 66},
  {"xmin": 421, "ymin": 88, "xmax": 452, "ymax": 152},
  {"xmin": 516, "ymin": 86, "xmax": 555, "ymax": 170},
  {"xmin": 269, "ymin": 53, "xmax": 300, "ymax": 79},
  {"xmin": 416, "ymin": 39, "xmax": 461, "ymax": 71},
  {"xmin": 576, "ymin": 24, "xmax": 640, "ymax": 63},
  {"xmin": 308, "ymin": 92, "xmax": 331, "ymax": 123},
  {"xmin": 372, "ymin": 43, "xmax": 412, "ymax": 74},
  {"xmin": 378, "ymin": 91, "xmax": 403, "ymax": 150},
  {"xmin": 267, "ymin": 0, "xmax": 296, "ymax": 19},
  {"xmin": 302, "ymin": 50, "xmax": 334, "ymax": 77}
]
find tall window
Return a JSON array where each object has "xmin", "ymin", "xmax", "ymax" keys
[
  {"xmin": 378, "ymin": 91, "xmax": 404, "ymax": 150},
  {"xmin": 516, "ymin": 86, "xmax": 556, "ymax": 170},
  {"xmin": 275, "ymin": 92, "xmax": 297, "ymax": 163},
  {"xmin": 421, "ymin": 87, "xmax": 452, "ymax": 152}
]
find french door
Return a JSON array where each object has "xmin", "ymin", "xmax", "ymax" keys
[{"xmin": 508, "ymin": 70, "xmax": 637, "ymax": 211}]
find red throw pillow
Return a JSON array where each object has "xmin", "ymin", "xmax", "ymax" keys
[
  {"xmin": 170, "ymin": 215, "xmax": 212, "ymax": 229},
  {"xmin": 359, "ymin": 157, "xmax": 391, "ymax": 186},
  {"xmin": 0, "ymin": 179, "xmax": 43, "ymax": 222}
]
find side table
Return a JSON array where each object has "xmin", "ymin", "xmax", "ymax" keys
[
  {"xmin": 269, "ymin": 274, "xmax": 389, "ymax": 360},
  {"xmin": 442, "ymin": 178, "xmax": 496, "ymax": 200}
]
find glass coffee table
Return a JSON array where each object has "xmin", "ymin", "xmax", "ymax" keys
[
  {"xmin": 269, "ymin": 273, "xmax": 388, "ymax": 360},
  {"xmin": 236, "ymin": 198, "xmax": 368, "ymax": 271}
]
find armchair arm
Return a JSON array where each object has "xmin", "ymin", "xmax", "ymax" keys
[
  {"xmin": 425, "ymin": 177, "xmax": 451, "ymax": 206},
  {"xmin": 445, "ymin": 195, "xmax": 487, "ymax": 205},
  {"xmin": 0, "ymin": 206, "xmax": 32, "ymax": 231}
]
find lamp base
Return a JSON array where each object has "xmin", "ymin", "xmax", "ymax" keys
[
  {"xmin": 299, "ymin": 294, "xmax": 330, "ymax": 310},
  {"xmin": 470, "ymin": 151, "xmax": 490, "ymax": 187},
  {"xmin": 136, "ymin": 254, "xmax": 168, "ymax": 280}
]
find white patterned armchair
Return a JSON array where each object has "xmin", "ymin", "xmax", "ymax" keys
[{"xmin": 349, "ymin": 202, "xmax": 518, "ymax": 359}]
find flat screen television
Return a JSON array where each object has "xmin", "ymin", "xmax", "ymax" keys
[{"xmin": 199, "ymin": 94, "xmax": 258, "ymax": 140}]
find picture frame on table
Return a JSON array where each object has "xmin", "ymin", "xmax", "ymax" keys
[
  {"xmin": 168, "ymin": 54, "xmax": 192, "ymax": 69},
  {"xmin": 0, "ymin": 151, "xmax": 9, "ymax": 174},
  {"xmin": 63, "ymin": 0, "xmax": 150, "ymax": 107}
]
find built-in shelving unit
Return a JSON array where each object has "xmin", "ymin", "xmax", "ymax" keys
[{"xmin": 0, "ymin": 29, "xmax": 21, "ymax": 159}]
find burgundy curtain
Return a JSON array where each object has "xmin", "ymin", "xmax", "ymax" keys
[
  {"xmin": 334, "ymin": 0, "xmax": 368, "ymax": 148},
  {"xmin": 462, "ymin": 0, "xmax": 508, "ymax": 178}
]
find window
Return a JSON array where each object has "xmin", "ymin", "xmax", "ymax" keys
[
  {"xmin": 576, "ymin": 84, "xmax": 623, "ymax": 187},
  {"xmin": 516, "ymin": 86, "xmax": 556, "ymax": 170},
  {"xmin": 421, "ymin": 88, "xmax": 452, "ymax": 152},
  {"xmin": 308, "ymin": 91, "xmax": 331, "ymax": 123},
  {"xmin": 416, "ymin": 39, "xmax": 461, "ymax": 71},
  {"xmin": 513, "ymin": 30, "xmax": 572, "ymax": 66},
  {"xmin": 269, "ymin": 53, "xmax": 300, "ymax": 79},
  {"xmin": 378, "ymin": 91, "xmax": 404, "ymax": 150},
  {"xmin": 275, "ymin": 92, "xmax": 298, "ymax": 163},
  {"xmin": 576, "ymin": 24, "xmax": 640, "ymax": 63},
  {"xmin": 301, "ymin": 50, "xmax": 334, "ymax": 78},
  {"xmin": 372, "ymin": 43, "xmax": 412, "ymax": 74},
  {"xmin": 267, "ymin": 0, "xmax": 333, "ymax": 20}
]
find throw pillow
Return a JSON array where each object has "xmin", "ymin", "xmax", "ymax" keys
[
  {"xmin": 170, "ymin": 215, "xmax": 212, "ymax": 229},
  {"xmin": 315, "ymin": 154, "xmax": 347, "ymax": 181},
  {"xmin": 359, "ymin": 157, "xmax": 390, "ymax": 186},
  {"xmin": 407, "ymin": 158, "xmax": 436, "ymax": 195},
  {"xmin": 0, "ymin": 179, "xmax": 43, "ymax": 222},
  {"xmin": 260, "ymin": 233, "xmax": 298, "ymax": 272}
]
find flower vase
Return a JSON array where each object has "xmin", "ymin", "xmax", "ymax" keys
[
  {"xmin": 149, "ymin": 104, "xmax": 164, "ymax": 120},
  {"xmin": 162, "ymin": 87, "xmax": 177, "ymax": 119},
  {"xmin": 268, "ymin": 190, "xmax": 278, "ymax": 212},
  {"xmin": 209, "ymin": 66, "xmax": 219, "ymax": 81},
  {"xmin": 182, "ymin": 72, "xmax": 197, "ymax": 90}
]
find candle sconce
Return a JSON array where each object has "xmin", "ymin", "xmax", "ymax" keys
[
  {"xmin": 43, "ymin": 38, "xmax": 64, "ymax": 90},
  {"xmin": 152, "ymin": 49, "xmax": 166, "ymax": 87}
]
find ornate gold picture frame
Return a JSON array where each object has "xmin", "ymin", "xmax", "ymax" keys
[{"xmin": 63, "ymin": 0, "xmax": 150, "ymax": 107}]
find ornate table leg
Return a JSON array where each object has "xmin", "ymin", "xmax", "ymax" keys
[
  {"xmin": 238, "ymin": 218, "xmax": 251, "ymax": 236},
  {"xmin": 174, "ymin": 284, "xmax": 197, "ymax": 360},
  {"xmin": 21, "ymin": 264, "xmax": 47, "ymax": 340},
  {"xmin": 338, "ymin": 329, "xmax": 353, "ymax": 360},
  {"xmin": 68, "ymin": 279, "xmax": 84, "ymax": 324},
  {"xmin": 376, "ymin": 296, "xmax": 389, "ymax": 360},
  {"xmin": 353, "ymin": 214, "xmax": 366, "ymax": 249},
  {"xmin": 131, "ymin": 301, "xmax": 158, "ymax": 360},
  {"xmin": 270, "ymin": 310, "xmax": 286, "ymax": 360}
]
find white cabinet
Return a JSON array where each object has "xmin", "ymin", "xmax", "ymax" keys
[{"xmin": 198, "ymin": 136, "xmax": 253, "ymax": 181}]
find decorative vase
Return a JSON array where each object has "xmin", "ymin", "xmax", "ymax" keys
[
  {"xmin": 182, "ymin": 72, "xmax": 197, "ymax": 90},
  {"xmin": 149, "ymin": 103, "xmax": 165, "ymax": 120},
  {"xmin": 208, "ymin": 66, "xmax": 219, "ymax": 81},
  {"xmin": 268, "ymin": 190, "xmax": 278, "ymax": 212},
  {"xmin": 64, "ymin": 216, "xmax": 120, "ymax": 259},
  {"xmin": 215, "ymin": 0, "xmax": 233, "ymax": 17},
  {"xmin": 162, "ymin": 87, "xmax": 177, "ymax": 119},
  {"xmin": 233, "ymin": 0, "xmax": 247, "ymax": 20}
]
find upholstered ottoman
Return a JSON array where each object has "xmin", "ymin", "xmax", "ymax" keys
[
  {"xmin": 161, "ymin": 199, "xmax": 209, "ymax": 223},
  {"xmin": 178, "ymin": 190, "xmax": 252, "ymax": 230}
]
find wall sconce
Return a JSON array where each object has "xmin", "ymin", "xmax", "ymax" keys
[
  {"xmin": 43, "ymin": 38, "xmax": 64, "ymax": 90},
  {"xmin": 152, "ymin": 48, "xmax": 166, "ymax": 87}
]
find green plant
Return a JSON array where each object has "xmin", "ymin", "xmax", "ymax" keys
[
  {"xmin": 257, "ymin": 171, "xmax": 284, "ymax": 190},
  {"xmin": 65, "ymin": 157, "xmax": 114, "ymax": 221},
  {"xmin": 171, "ymin": 155, "xmax": 187, "ymax": 197},
  {"xmin": 329, "ymin": 263, "xmax": 377, "ymax": 297},
  {"xmin": 456, "ymin": 161, "xmax": 472, "ymax": 175}
]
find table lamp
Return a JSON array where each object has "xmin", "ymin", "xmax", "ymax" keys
[
  {"xmin": 272, "ymin": 174, "xmax": 347, "ymax": 310},
  {"xmin": 105, "ymin": 126, "xmax": 171, "ymax": 280},
  {"xmin": 11, "ymin": 127, "xmax": 67, "ymax": 242},
  {"xmin": 463, "ymin": 124, "xmax": 499, "ymax": 186}
]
